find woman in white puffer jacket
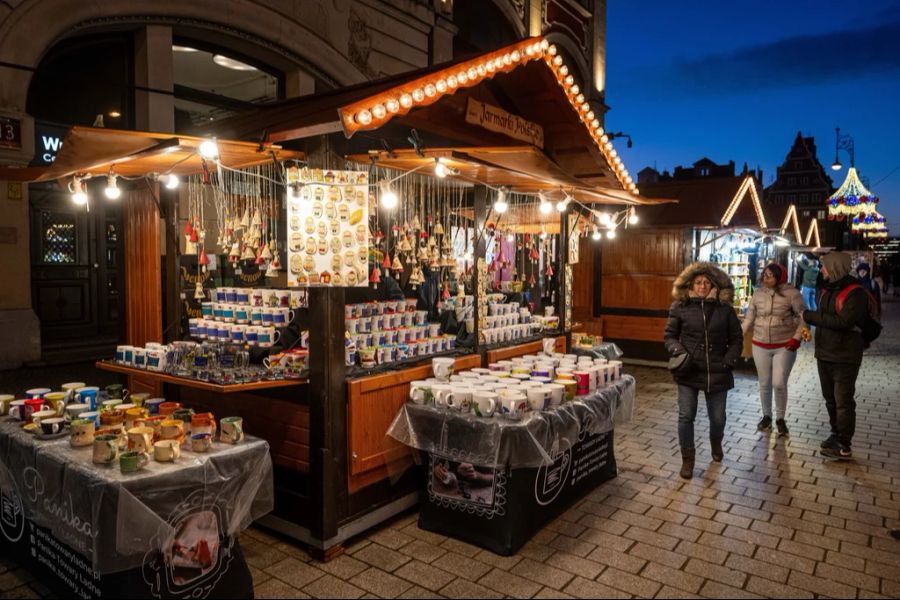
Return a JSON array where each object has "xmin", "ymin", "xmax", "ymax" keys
[{"xmin": 742, "ymin": 263, "xmax": 806, "ymax": 436}]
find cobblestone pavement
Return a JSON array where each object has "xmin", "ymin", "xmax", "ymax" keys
[{"xmin": 3, "ymin": 303, "xmax": 899, "ymax": 598}]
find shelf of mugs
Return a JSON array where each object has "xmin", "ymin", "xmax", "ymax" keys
[
  {"xmin": 346, "ymin": 300, "xmax": 460, "ymax": 368},
  {"xmin": 209, "ymin": 287, "xmax": 308, "ymax": 309},
  {"xmin": 97, "ymin": 361, "xmax": 306, "ymax": 392},
  {"xmin": 409, "ymin": 354, "xmax": 625, "ymax": 420}
]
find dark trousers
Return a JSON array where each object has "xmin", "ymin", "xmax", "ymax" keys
[
  {"xmin": 816, "ymin": 360, "xmax": 860, "ymax": 445},
  {"xmin": 677, "ymin": 384, "xmax": 727, "ymax": 450}
]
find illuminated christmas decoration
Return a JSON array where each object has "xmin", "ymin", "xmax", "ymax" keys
[
  {"xmin": 826, "ymin": 167, "xmax": 878, "ymax": 217},
  {"xmin": 851, "ymin": 209, "xmax": 886, "ymax": 232},
  {"xmin": 720, "ymin": 176, "xmax": 768, "ymax": 229},
  {"xmin": 805, "ymin": 218, "xmax": 822, "ymax": 248},
  {"xmin": 779, "ymin": 204, "xmax": 803, "ymax": 242}
]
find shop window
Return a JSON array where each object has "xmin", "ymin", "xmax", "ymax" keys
[{"xmin": 40, "ymin": 212, "xmax": 77, "ymax": 264}]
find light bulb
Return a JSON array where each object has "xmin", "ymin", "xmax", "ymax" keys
[
  {"xmin": 628, "ymin": 209, "xmax": 639, "ymax": 225},
  {"xmin": 477, "ymin": 64, "xmax": 487, "ymax": 77},
  {"xmin": 399, "ymin": 94, "xmax": 413, "ymax": 108},
  {"xmin": 435, "ymin": 79, "xmax": 447, "ymax": 93},
  {"xmin": 511, "ymin": 50, "xmax": 521, "ymax": 62},
  {"xmin": 199, "ymin": 139, "xmax": 218, "ymax": 159},
  {"xmin": 494, "ymin": 198, "xmax": 508, "ymax": 214},
  {"xmin": 424, "ymin": 84, "xmax": 437, "ymax": 97},
  {"xmin": 164, "ymin": 173, "xmax": 180, "ymax": 189},
  {"xmin": 372, "ymin": 104, "xmax": 386, "ymax": 119},
  {"xmin": 71, "ymin": 177, "xmax": 87, "ymax": 205},
  {"xmin": 447, "ymin": 75, "xmax": 458, "ymax": 88},
  {"xmin": 380, "ymin": 185, "xmax": 398, "ymax": 209},
  {"xmin": 553, "ymin": 55, "xmax": 563, "ymax": 66},
  {"xmin": 458, "ymin": 71, "xmax": 469, "ymax": 84},
  {"xmin": 356, "ymin": 109, "xmax": 372, "ymax": 125},
  {"xmin": 571, "ymin": 84, "xmax": 580, "ymax": 95},
  {"xmin": 386, "ymin": 98, "xmax": 400, "ymax": 113},
  {"xmin": 486, "ymin": 61, "xmax": 495, "ymax": 73},
  {"xmin": 412, "ymin": 88, "xmax": 425, "ymax": 102},
  {"xmin": 598, "ymin": 212, "xmax": 611, "ymax": 226},
  {"xmin": 540, "ymin": 40, "xmax": 550, "ymax": 51},
  {"xmin": 556, "ymin": 199, "xmax": 568, "ymax": 212},
  {"xmin": 576, "ymin": 93, "xmax": 585, "ymax": 104},
  {"xmin": 560, "ymin": 65, "xmax": 569, "ymax": 76},
  {"xmin": 435, "ymin": 161, "xmax": 449, "ymax": 178},
  {"xmin": 548, "ymin": 44, "xmax": 557, "ymax": 56},
  {"xmin": 539, "ymin": 193, "xmax": 552, "ymax": 214},
  {"xmin": 606, "ymin": 229, "xmax": 616, "ymax": 239},
  {"xmin": 104, "ymin": 174, "xmax": 121, "ymax": 200},
  {"xmin": 592, "ymin": 228, "xmax": 601, "ymax": 241}
]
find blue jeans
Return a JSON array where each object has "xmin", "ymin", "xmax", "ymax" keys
[
  {"xmin": 801, "ymin": 286, "xmax": 817, "ymax": 311},
  {"xmin": 677, "ymin": 384, "xmax": 727, "ymax": 450}
]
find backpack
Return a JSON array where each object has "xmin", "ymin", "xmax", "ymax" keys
[{"xmin": 835, "ymin": 283, "xmax": 882, "ymax": 346}]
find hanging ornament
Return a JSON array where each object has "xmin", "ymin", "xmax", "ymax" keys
[
  {"xmin": 545, "ymin": 263, "xmax": 554, "ymax": 277},
  {"xmin": 411, "ymin": 215, "xmax": 422, "ymax": 230},
  {"xmin": 392, "ymin": 223, "xmax": 400, "ymax": 236},
  {"xmin": 184, "ymin": 221, "xmax": 195, "ymax": 236},
  {"xmin": 251, "ymin": 209, "xmax": 262, "ymax": 227},
  {"xmin": 261, "ymin": 243, "xmax": 272, "ymax": 260},
  {"xmin": 374, "ymin": 230, "xmax": 385, "ymax": 245},
  {"xmin": 189, "ymin": 228, "xmax": 199, "ymax": 243},
  {"xmin": 266, "ymin": 255, "xmax": 281, "ymax": 277},
  {"xmin": 239, "ymin": 209, "xmax": 250, "ymax": 230},
  {"xmin": 241, "ymin": 245, "xmax": 256, "ymax": 261},
  {"xmin": 529, "ymin": 274, "xmax": 536, "ymax": 286},
  {"xmin": 381, "ymin": 252, "xmax": 392, "ymax": 271},
  {"xmin": 193, "ymin": 281, "xmax": 205, "ymax": 300},
  {"xmin": 434, "ymin": 222, "xmax": 445, "ymax": 236},
  {"xmin": 229, "ymin": 242, "xmax": 241, "ymax": 263},
  {"xmin": 199, "ymin": 249, "xmax": 209, "ymax": 271},
  {"xmin": 369, "ymin": 265, "xmax": 381, "ymax": 288},
  {"xmin": 391, "ymin": 255, "xmax": 403, "ymax": 272},
  {"xmin": 441, "ymin": 281, "xmax": 451, "ymax": 301},
  {"xmin": 530, "ymin": 247, "xmax": 540, "ymax": 261}
]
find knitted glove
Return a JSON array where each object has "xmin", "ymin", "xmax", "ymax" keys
[{"xmin": 785, "ymin": 338, "xmax": 801, "ymax": 352}]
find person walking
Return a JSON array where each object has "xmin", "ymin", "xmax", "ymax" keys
[
  {"xmin": 741, "ymin": 263, "xmax": 806, "ymax": 437},
  {"xmin": 665, "ymin": 262, "xmax": 744, "ymax": 479},
  {"xmin": 855, "ymin": 262, "xmax": 882, "ymax": 314},
  {"xmin": 802, "ymin": 251, "xmax": 869, "ymax": 460},
  {"xmin": 796, "ymin": 253, "xmax": 820, "ymax": 311}
]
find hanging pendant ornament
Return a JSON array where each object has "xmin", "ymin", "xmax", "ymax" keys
[
  {"xmin": 241, "ymin": 244, "xmax": 256, "ymax": 261},
  {"xmin": 184, "ymin": 220, "xmax": 195, "ymax": 237},
  {"xmin": 251, "ymin": 209, "xmax": 262, "ymax": 227},
  {"xmin": 266, "ymin": 253, "xmax": 281, "ymax": 277},
  {"xmin": 392, "ymin": 223, "xmax": 400, "ymax": 236},
  {"xmin": 381, "ymin": 252, "xmax": 392, "ymax": 274},
  {"xmin": 369, "ymin": 265, "xmax": 381, "ymax": 289},
  {"xmin": 434, "ymin": 221, "xmax": 444, "ymax": 236},
  {"xmin": 530, "ymin": 247, "xmax": 540, "ymax": 262},
  {"xmin": 374, "ymin": 230, "xmax": 385, "ymax": 246},
  {"xmin": 441, "ymin": 281, "xmax": 451, "ymax": 301},
  {"xmin": 194, "ymin": 281, "xmax": 205, "ymax": 300},
  {"xmin": 391, "ymin": 255, "xmax": 404, "ymax": 272},
  {"xmin": 545, "ymin": 263, "xmax": 554, "ymax": 277},
  {"xmin": 239, "ymin": 209, "xmax": 250, "ymax": 230},
  {"xmin": 261, "ymin": 243, "xmax": 272, "ymax": 261},
  {"xmin": 229, "ymin": 242, "xmax": 241, "ymax": 263},
  {"xmin": 411, "ymin": 215, "xmax": 422, "ymax": 231},
  {"xmin": 529, "ymin": 274, "xmax": 536, "ymax": 286},
  {"xmin": 199, "ymin": 249, "xmax": 210, "ymax": 273}
]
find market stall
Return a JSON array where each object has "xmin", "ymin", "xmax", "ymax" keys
[
  {"xmin": 6, "ymin": 36, "xmax": 649, "ymax": 561},
  {"xmin": 0, "ymin": 417, "xmax": 272, "ymax": 598},
  {"xmin": 584, "ymin": 174, "xmax": 768, "ymax": 361}
]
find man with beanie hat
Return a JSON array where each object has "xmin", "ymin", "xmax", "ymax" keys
[{"xmin": 803, "ymin": 251, "xmax": 870, "ymax": 459}]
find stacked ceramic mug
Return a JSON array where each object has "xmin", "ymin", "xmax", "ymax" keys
[
  {"xmin": 407, "ymin": 354, "xmax": 623, "ymax": 420},
  {"xmin": 346, "ymin": 300, "xmax": 457, "ymax": 367},
  {"xmin": 115, "ymin": 342, "xmax": 171, "ymax": 371},
  {"xmin": 482, "ymin": 300, "xmax": 543, "ymax": 345}
]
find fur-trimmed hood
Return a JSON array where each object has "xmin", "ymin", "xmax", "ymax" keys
[{"xmin": 672, "ymin": 261, "xmax": 735, "ymax": 305}]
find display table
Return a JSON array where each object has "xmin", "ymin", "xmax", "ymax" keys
[
  {"xmin": 572, "ymin": 342, "xmax": 623, "ymax": 361},
  {"xmin": 0, "ymin": 419, "xmax": 273, "ymax": 598},
  {"xmin": 387, "ymin": 376, "xmax": 634, "ymax": 555}
]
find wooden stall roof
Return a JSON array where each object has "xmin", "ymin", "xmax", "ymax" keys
[
  {"xmin": 347, "ymin": 147, "xmax": 667, "ymax": 206},
  {"xmin": 635, "ymin": 176, "xmax": 766, "ymax": 230},
  {"xmin": 0, "ymin": 126, "xmax": 303, "ymax": 182},
  {"xmin": 201, "ymin": 37, "xmax": 651, "ymax": 205},
  {"xmin": 451, "ymin": 203, "xmax": 588, "ymax": 235}
]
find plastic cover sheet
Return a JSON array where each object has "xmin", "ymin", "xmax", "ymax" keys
[
  {"xmin": 387, "ymin": 375, "xmax": 634, "ymax": 470},
  {"xmin": 572, "ymin": 342, "xmax": 624, "ymax": 361},
  {"xmin": 0, "ymin": 422, "xmax": 273, "ymax": 575}
]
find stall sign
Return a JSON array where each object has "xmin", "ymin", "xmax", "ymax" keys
[
  {"xmin": 0, "ymin": 116, "xmax": 22, "ymax": 149},
  {"xmin": 286, "ymin": 169, "xmax": 369, "ymax": 287},
  {"xmin": 465, "ymin": 98, "xmax": 544, "ymax": 148}
]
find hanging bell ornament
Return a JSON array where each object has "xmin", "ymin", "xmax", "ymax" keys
[
  {"xmin": 261, "ymin": 243, "xmax": 273, "ymax": 260},
  {"xmin": 241, "ymin": 244, "xmax": 256, "ymax": 261},
  {"xmin": 434, "ymin": 222, "xmax": 444, "ymax": 236},
  {"xmin": 184, "ymin": 238, "xmax": 197, "ymax": 255},
  {"xmin": 194, "ymin": 281, "xmax": 205, "ymax": 300},
  {"xmin": 374, "ymin": 230, "xmax": 385, "ymax": 245},
  {"xmin": 369, "ymin": 265, "xmax": 381, "ymax": 289},
  {"xmin": 229, "ymin": 242, "xmax": 241, "ymax": 263},
  {"xmin": 199, "ymin": 249, "xmax": 210, "ymax": 269},
  {"xmin": 255, "ymin": 249, "xmax": 266, "ymax": 265},
  {"xmin": 411, "ymin": 215, "xmax": 422, "ymax": 230},
  {"xmin": 545, "ymin": 263, "xmax": 554, "ymax": 277},
  {"xmin": 266, "ymin": 254, "xmax": 281, "ymax": 277},
  {"xmin": 239, "ymin": 209, "xmax": 250, "ymax": 230},
  {"xmin": 391, "ymin": 255, "xmax": 404, "ymax": 271},
  {"xmin": 530, "ymin": 247, "xmax": 540, "ymax": 261},
  {"xmin": 441, "ymin": 281, "xmax": 451, "ymax": 301},
  {"xmin": 189, "ymin": 228, "xmax": 199, "ymax": 243},
  {"xmin": 251, "ymin": 209, "xmax": 262, "ymax": 227},
  {"xmin": 381, "ymin": 252, "xmax": 392, "ymax": 271},
  {"xmin": 392, "ymin": 223, "xmax": 400, "ymax": 236},
  {"xmin": 183, "ymin": 220, "xmax": 195, "ymax": 236}
]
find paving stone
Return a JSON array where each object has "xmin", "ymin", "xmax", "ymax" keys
[
  {"xmin": 431, "ymin": 550, "xmax": 492, "ymax": 581},
  {"xmin": 254, "ymin": 577, "xmax": 311, "ymax": 599},
  {"xmin": 477, "ymin": 567, "xmax": 544, "ymax": 598},
  {"xmin": 684, "ymin": 557, "xmax": 747, "ymax": 589},
  {"xmin": 562, "ymin": 576, "xmax": 630, "ymax": 599},
  {"xmin": 787, "ymin": 570, "xmax": 857, "ymax": 598},
  {"xmin": 314, "ymin": 555, "xmax": 369, "ymax": 580},
  {"xmin": 397, "ymin": 538, "xmax": 447, "ymax": 564},
  {"xmin": 544, "ymin": 551, "xmax": 605, "ymax": 580},
  {"xmin": 744, "ymin": 576, "xmax": 814, "ymax": 599},
  {"xmin": 302, "ymin": 574, "xmax": 365, "ymax": 599},
  {"xmin": 640, "ymin": 562, "xmax": 705, "ymax": 594},
  {"xmin": 514, "ymin": 558, "xmax": 574, "ymax": 590},
  {"xmin": 585, "ymin": 544, "xmax": 647, "ymax": 574},
  {"xmin": 348, "ymin": 567, "xmax": 414, "ymax": 598},
  {"xmin": 439, "ymin": 577, "xmax": 505, "ymax": 599},
  {"xmin": 597, "ymin": 566, "xmax": 662, "ymax": 597},
  {"xmin": 265, "ymin": 557, "xmax": 327, "ymax": 589},
  {"xmin": 395, "ymin": 585, "xmax": 443, "ymax": 599},
  {"xmin": 352, "ymin": 543, "xmax": 412, "ymax": 572},
  {"xmin": 393, "ymin": 560, "xmax": 457, "ymax": 591},
  {"xmin": 698, "ymin": 580, "xmax": 763, "ymax": 598},
  {"xmin": 367, "ymin": 527, "xmax": 415, "ymax": 550}
]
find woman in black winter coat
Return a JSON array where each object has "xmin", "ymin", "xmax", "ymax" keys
[{"xmin": 664, "ymin": 262, "xmax": 744, "ymax": 479}]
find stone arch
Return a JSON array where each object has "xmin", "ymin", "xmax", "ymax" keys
[
  {"xmin": 486, "ymin": 0, "xmax": 528, "ymax": 39},
  {"xmin": 0, "ymin": 0, "xmax": 368, "ymax": 109}
]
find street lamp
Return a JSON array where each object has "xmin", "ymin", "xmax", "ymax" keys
[
  {"xmin": 606, "ymin": 132, "xmax": 633, "ymax": 148},
  {"xmin": 831, "ymin": 126, "xmax": 854, "ymax": 171}
]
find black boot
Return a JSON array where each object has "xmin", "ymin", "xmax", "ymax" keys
[
  {"xmin": 711, "ymin": 440, "xmax": 724, "ymax": 462},
  {"xmin": 680, "ymin": 448, "xmax": 695, "ymax": 479}
]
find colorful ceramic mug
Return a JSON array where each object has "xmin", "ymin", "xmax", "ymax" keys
[
  {"xmin": 119, "ymin": 451, "xmax": 149, "ymax": 474},
  {"xmin": 219, "ymin": 417, "xmax": 243, "ymax": 444},
  {"xmin": 93, "ymin": 434, "xmax": 120, "ymax": 464}
]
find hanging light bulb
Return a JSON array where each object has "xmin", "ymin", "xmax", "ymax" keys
[
  {"xmin": 71, "ymin": 176, "xmax": 88, "ymax": 205},
  {"xmin": 592, "ymin": 227, "xmax": 602, "ymax": 241},
  {"xmin": 434, "ymin": 158, "xmax": 449, "ymax": 178},
  {"xmin": 539, "ymin": 192, "xmax": 552, "ymax": 215},
  {"xmin": 380, "ymin": 182, "xmax": 398, "ymax": 209},
  {"xmin": 494, "ymin": 188, "xmax": 508, "ymax": 214},
  {"xmin": 556, "ymin": 192, "xmax": 572, "ymax": 213},
  {"xmin": 104, "ymin": 174, "xmax": 121, "ymax": 200},
  {"xmin": 606, "ymin": 227, "xmax": 617, "ymax": 239},
  {"xmin": 199, "ymin": 139, "xmax": 219, "ymax": 159},
  {"xmin": 163, "ymin": 173, "xmax": 180, "ymax": 189},
  {"xmin": 628, "ymin": 207, "xmax": 639, "ymax": 225},
  {"xmin": 598, "ymin": 212, "xmax": 611, "ymax": 226}
]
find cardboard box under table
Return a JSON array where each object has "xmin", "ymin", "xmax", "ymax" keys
[
  {"xmin": 387, "ymin": 376, "xmax": 635, "ymax": 555},
  {"xmin": 0, "ymin": 420, "xmax": 272, "ymax": 598}
]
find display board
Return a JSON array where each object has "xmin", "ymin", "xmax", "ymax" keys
[{"xmin": 287, "ymin": 168, "xmax": 370, "ymax": 287}]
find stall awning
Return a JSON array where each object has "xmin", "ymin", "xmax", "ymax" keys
[
  {"xmin": 347, "ymin": 147, "xmax": 666, "ymax": 206},
  {"xmin": 451, "ymin": 203, "xmax": 588, "ymax": 235},
  {"xmin": 0, "ymin": 126, "xmax": 303, "ymax": 182},
  {"xmin": 202, "ymin": 37, "xmax": 649, "ymax": 205}
]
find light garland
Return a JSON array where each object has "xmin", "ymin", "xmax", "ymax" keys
[
  {"xmin": 851, "ymin": 209, "xmax": 886, "ymax": 232},
  {"xmin": 779, "ymin": 204, "xmax": 803, "ymax": 242},
  {"xmin": 720, "ymin": 176, "xmax": 768, "ymax": 229},
  {"xmin": 827, "ymin": 167, "xmax": 878, "ymax": 219},
  {"xmin": 805, "ymin": 218, "xmax": 821, "ymax": 248}
]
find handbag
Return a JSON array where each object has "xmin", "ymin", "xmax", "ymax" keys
[{"xmin": 667, "ymin": 352, "xmax": 691, "ymax": 375}]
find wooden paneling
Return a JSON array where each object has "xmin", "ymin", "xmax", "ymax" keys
[
  {"xmin": 124, "ymin": 188, "xmax": 162, "ymax": 347},
  {"xmin": 572, "ymin": 237, "xmax": 595, "ymax": 321},
  {"xmin": 347, "ymin": 354, "xmax": 481, "ymax": 493},
  {"xmin": 485, "ymin": 336, "xmax": 566, "ymax": 363},
  {"xmin": 601, "ymin": 274, "xmax": 675, "ymax": 310},
  {"xmin": 177, "ymin": 387, "xmax": 311, "ymax": 473},
  {"xmin": 600, "ymin": 315, "xmax": 668, "ymax": 343},
  {"xmin": 602, "ymin": 229, "xmax": 684, "ymax": 276}
]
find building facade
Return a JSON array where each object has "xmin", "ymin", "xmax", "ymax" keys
[
  {"xmin": 764, "ymin": 132, "xmax": 838, "ymax": 247},
  {"xmin": 0, "ymin": 0, "xmax": 610, "ymax": 367}
]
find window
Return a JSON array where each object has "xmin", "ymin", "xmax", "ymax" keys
[
  {"xmin": 700, "ymin": 167, "xmax": 710, "ymax": 177},
  {"xmin": 40, "ymin": 212, "xmax": 77, "ymax": 264},
  {"xmin": 800, "ymin": 194, "xmax": 808, "ymax": 203},
  {"xmin": 818, "ymin": 210, "xmax": 826, "ymax": 220}
]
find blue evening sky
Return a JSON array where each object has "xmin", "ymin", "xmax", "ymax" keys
[{"xmin": 605, "ymin": 1, "xmax": 900, "ymax": 235}]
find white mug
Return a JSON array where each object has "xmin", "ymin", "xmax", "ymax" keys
[
  {"xmin": 257, "ymin": 326, "xmax": 280, "ymax": 348},
  {"xmin": 431, "ymin": 384, "xmax": 455, "ymax": 408},
  {"xmin": 432, "ymin": 357, "xmax": 455, "ymax": 382},
  {"xmin": 261, "ymin": 289, "xmax": 278, "ymax": 307},
  {"xmin": 472, "ymin": 391, "xmax": 497, "ymax": 417},
  {"xmin": 445, "ymin": 388, "xmax": 473, "ymax": 412},
  {"xmin": 408, "ymin": 381, "xmax": 434, "ymax": 405},
  {"xmin": 546, "ymin": 383, "xmax": 565, "ymax": 407},
  {"xmin": 499, "ymin": 392, "xmax": 528, "ymax": 420},
  {"xmin": 527, "ymin": 387, "xmax": 552, "ymax": 412},
  {"xmin": 251, "ymin": 288, "xmax": 265, "ymax": 307}
]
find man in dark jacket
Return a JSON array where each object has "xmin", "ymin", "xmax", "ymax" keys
[
  {"xmin": 803, "ymin": 251, "xmax": 869, "ymax": 460},
  {"xmin": 664, "ymin": 262, "xmax": 744, "ymax": 479}
]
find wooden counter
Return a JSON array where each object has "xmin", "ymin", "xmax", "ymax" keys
[
  {"xmin": 485, "ymin": 335, "xmax": 567, "ymax": 363},
  {"xmin": 95, "ymin": 361, "xmax": 307, "ymax": 393},
  {"xmin": 346, "ymin": 354, "xmax": 481, "ymax": 493}
]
